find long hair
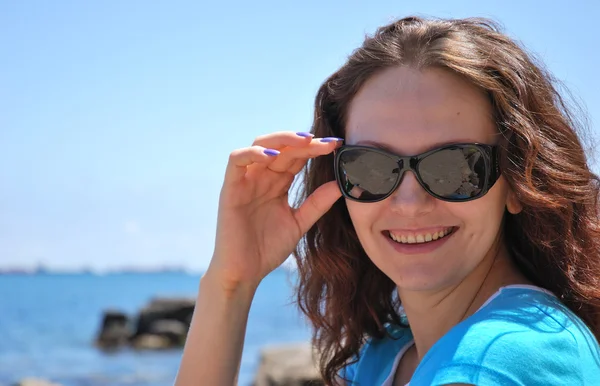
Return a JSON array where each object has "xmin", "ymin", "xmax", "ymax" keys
[{"xmin": 293, "ymin": 16, "xmax": 600, "ymax": 385}]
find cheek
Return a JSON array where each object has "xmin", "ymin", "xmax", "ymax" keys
[
  {"xmin": 453, "ymin": 180, "xmax": 508, "ymax": 239},
  {"xmin": 346, "ymin": 200, "xmax": 374, "ymax": 229},
  {"xmin": 346, "ymin": 200, "xmax": 392, "ymax": 272},
  {"xmin": 346, "ymin": 200, "xmax": 382, "ymax": 244}
]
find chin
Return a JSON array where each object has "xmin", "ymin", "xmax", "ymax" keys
[{"xmin": 388, "ymin": 264, "xmax": 462, "ymax": 293}]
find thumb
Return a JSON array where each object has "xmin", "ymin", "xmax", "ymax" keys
[{"xmin": 294, "ymin": 180, "xmax": 343, "ymax": 235}]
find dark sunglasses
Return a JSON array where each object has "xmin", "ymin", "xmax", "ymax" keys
[{"xmin": 333, "ymin": 143, "xmax": 501, "ymax": 203}]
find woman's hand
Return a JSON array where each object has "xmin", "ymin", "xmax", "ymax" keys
[{"xmin": 206, "ymin": 131, "xmax": 343, "ymax": 293}]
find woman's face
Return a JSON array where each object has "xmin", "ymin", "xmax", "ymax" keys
[{"xmin": 344, "ymin": 66, "xmax": 518, "ymax": 292}]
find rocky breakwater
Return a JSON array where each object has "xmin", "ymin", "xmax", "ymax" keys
[
  {"xmin": 253, "ymin": 343, "xmax": 323, "ymax": 386},
  {"xmin": 95, "ymin": 297, "xmax": 324, "ymax": 385},
  {"xmin": 95, "ymin": 297, "xmax": 195, "ymax": 350}
]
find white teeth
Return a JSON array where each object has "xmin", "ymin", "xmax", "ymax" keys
[{"xmin": 389, "ymin": 228, "xmax": 453, "ymax": 245}]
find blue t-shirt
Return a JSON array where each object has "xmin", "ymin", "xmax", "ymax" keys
[{"xmin": 342, "ymin": 285, "xmax": 600, "ymax": 385}]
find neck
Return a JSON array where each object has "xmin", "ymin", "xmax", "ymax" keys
[{"xmin": 397, "ymin": 244, "xmax": 530, "ymax": 362}]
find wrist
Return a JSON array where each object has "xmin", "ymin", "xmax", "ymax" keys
[{"xmin": 200, "ymin": 268, "xmax": 260, "ymax": 302}]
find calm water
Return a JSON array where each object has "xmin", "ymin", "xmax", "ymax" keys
[{"xmin": 0, "ymin": 269, "xmax": 312, "ymax": 386}]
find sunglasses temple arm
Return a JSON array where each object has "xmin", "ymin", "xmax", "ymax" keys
[{"xmin": 491, "ymin": 146, "xmax": 501, "ymax": 182}]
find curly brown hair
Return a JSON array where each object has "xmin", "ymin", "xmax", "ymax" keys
[{"xmin": 293, "ymin": 15, "xmax": 600, "ymax": 385}]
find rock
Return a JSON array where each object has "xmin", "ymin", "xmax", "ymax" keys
[
  {"xmin": 145, "ymin": 297, "xmax": 196, "ymax": 311},
  {"xmin": 253, "ymin": 343, "xmax": 323, "ymax": 386},
  {"xmin": 131, "ymin": 334, "xmax": 173, "ymax": 350},
  {"xmin": 146, "ymin": 319, "xmax": 188, "ymax": 346},
  {"xmin": 131, "ymin": 297, "xmax": 195, "ymax": 346},
  {"xmin": 13, "ymin": 378, "xmax": 62, "ymax": 386},
  {"xmin": 95, "ymin": 309, "xmax": 131, "ymax": 349},
  {"xmin": 96, "ymin": 297, "xmax": 195, "ymax": 351}
]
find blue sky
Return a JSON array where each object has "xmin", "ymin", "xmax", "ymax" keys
[{"xmin": 1, "ymin": 0, "xmax": 598, "ymax": 271}]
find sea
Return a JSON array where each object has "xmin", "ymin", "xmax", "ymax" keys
[{"xmin": 0, "ymin": 268, "xmax": 313, "ymax": 386}]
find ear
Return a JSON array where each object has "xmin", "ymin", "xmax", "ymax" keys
[{"xmin": 506, "ymin": 189, "xmax": 523, "ymax": 214}]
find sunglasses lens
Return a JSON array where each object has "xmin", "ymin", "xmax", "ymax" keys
[
  {"xmin": 418, "ymin": 146, "xmax": 487, "ymax": 200},
  {"xmin": 338, "ymin": 148, "xmax": 400, "ymax": 201}
]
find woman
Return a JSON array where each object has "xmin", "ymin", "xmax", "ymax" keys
[{"xmin": 175, "ymin": 16, "xmax": 600, "ymax": 385}]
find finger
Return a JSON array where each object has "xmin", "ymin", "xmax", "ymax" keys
[
  {"xmin": 224, "ymin": 146, "xmax": 280, "ymax": 184},
  {"xmin": 252, "ymin": 131, "xmax": 315, "ymax": 150},
  {"xmin": 268, "ymin": 137, "xmax": 343, "ymax": 173},
  {"xmin": 293, "ymin": 180, "xmax": 343, "ymax": 235},
  {"xmin": 288, "ymin": 158, "xmax": 309, "ymax": 176},
  {"xmin": 287, "ymin": 139, "xmax": 343, "ymax": 175}
]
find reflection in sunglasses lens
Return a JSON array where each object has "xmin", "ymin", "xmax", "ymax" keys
[
  {"xmin": 339, "ymin": 149, "xmax": 400, "ymax": 200},
  {"xmin": 419, "ymin": 147, "xmax": 485, "ymax": 199}
]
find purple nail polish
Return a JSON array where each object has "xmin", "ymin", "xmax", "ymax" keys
[
  {"xmin": 320, "ymin": 137, "xmax": 344, "ymax": 143},
  {"xmin": 296, "ymin": 132, "xmax": 314, "ymax": 138},
  {"xmin": 263, "ymin": 149, "xmax": 280, "ymax": 156}
]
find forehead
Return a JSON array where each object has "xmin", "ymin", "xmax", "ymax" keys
[{"xmin": 345, "ymin": 66, "xmax": 498, "ymax": 155}]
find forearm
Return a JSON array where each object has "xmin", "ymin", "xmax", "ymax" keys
[{"xmin": 175, "ymin": 272, "xmax": 257, "ymax": 386}]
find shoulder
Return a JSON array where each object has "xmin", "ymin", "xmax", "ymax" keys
[
  {"xmin": 412, "ymin": 286, "xmax": 600, "ymax": 386},
  {"xmin": 340, "ymin": 324, "xmax": 413, "ymax": 385}
]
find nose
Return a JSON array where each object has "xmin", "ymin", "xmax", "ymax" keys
[{"xmin": 388, "ymin": 171, "xmax": 435, "ymax": 217}]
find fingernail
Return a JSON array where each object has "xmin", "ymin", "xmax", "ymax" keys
[
  {"xmin": 320, "ymin": 137, "xmax": 344, "ymax": 143},
  {"xmin": 296, "ymin": 132, "xmax": 314, "ymax": 138},
  {"xmin": 263, "ymin": 149, "xmax": 280, "ymax": 156}
]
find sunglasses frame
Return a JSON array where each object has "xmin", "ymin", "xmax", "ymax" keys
[{"xmin": 333, "ymin": 143, "xmax": 501, "ymax": 203}]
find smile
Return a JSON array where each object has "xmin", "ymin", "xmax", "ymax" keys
[{"xmin": 387, "ymin": 227, "xmax": 456, "ymax": 244}]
